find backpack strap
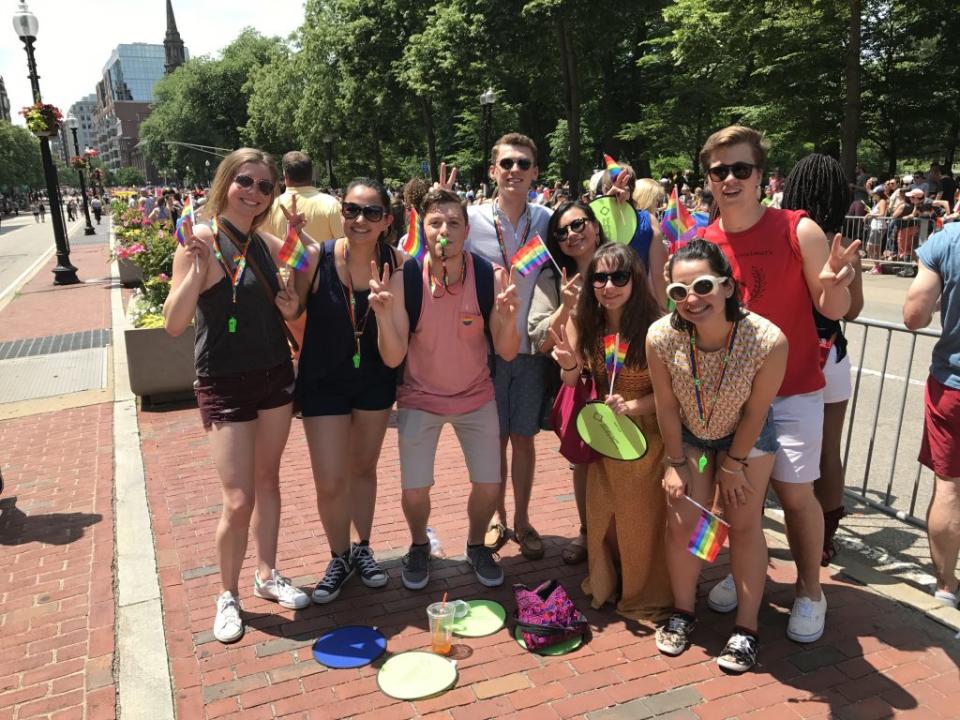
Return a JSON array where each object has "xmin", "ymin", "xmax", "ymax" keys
[
  {"xmin": 403, "ymin": 257, "xmax": 423, "ymax": 334},
  {"xmin": 472, "ymin": 252, "xmax": 495, "ymax": 332}
]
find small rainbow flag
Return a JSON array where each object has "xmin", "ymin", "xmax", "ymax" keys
[
  {"xmin": 660, "ymin": 185, "xmax": 698, "ymax": 253},
  {"xmin": 686, "ymin": 497, "xmax": 730, "ymax": 562},
  {"xmin": 603, "ymin": 153, "xmax": 623, "ymax": 180},
  {"xmin": 603, "ymin": 334, "xmax": 628, "ymax": 376},
  {"xmin": 402, "ymin": 208, "xmax": 426, "ymax": 263},
  {"xmin": 278, "ymin": 224, "xmax": 308, "ymax": 271},
  {"xmin": 510, "ymin": 233, "xmax": 552, "ymax": 277},
  {"xmin": 174, "ymin": 195, "xmax": 194, "ymax": 245}
]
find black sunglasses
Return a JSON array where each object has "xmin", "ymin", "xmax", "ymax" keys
[
  {"xmin": 498, "ymin": 157, "xmax": 533, "ymax": 171},
  {"xmin": 555, "ymin": 216, "xmax": 591, "ymax": 241},
  {"xmin": 342, "ymin": 202, "xmax": 386, "ymax": 222},
  {"xmin": 233, "ymin": 174, "xmax": 275, "ymax": 196},
  {"xmin": 591, "ymin": 270, "xmax": 631, "ymax": 288},
  {"xmin": 707, "ymin": 162, "xmax": 757, "ymax": 182}
]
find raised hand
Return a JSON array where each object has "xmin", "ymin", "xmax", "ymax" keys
[
  {"xmin": 548, "ymin": 323, "xmax": 576, "ymax": 369},
  {"xmin": 495, "ymin": 266, "xmax": 519, "ymax": 321},
  {"xmin": 368, "ymin": 260, "xmax": 394, "ymax": 314},
  {"xmin": 180, "ymin": 216, "xmax": 211, "ymax": 273},
  {"xmin": 560, "ymin": 268, "xmax": 582, "ymax": 312},
  {"xmin": 606, "ymin": 168, "xmax": 632, "ymax": 204},
  {"xmin": 433, "ymin": 162, "xmax": 458, "ymax": 192},
  {"xmin": 280, "ymin": 193, "xmax": 307, "ymax": 234},
  {"xmin": 275, "ymin": 266, "xmax": 299, "ymax": 319},
  {"xmin": 820, "ymin": 232, "xmax": 861, "ymax": 288}
]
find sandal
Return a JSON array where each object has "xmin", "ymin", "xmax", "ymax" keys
[
  {"xmin": 515, "ymin": 526, "xmax": 545, "ymax": 561},
  {"xmin": 484, "ymin": 521, "xmax": 512, "ymax": 552},
  {"xmin": 561, "ymin": 534, "xmax": 588, "ymax": 565}
]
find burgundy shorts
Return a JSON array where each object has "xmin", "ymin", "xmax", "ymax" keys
[
  {"xmin": 195, "ymin": 362, "xmax": 295, "ymax": 429},
  {"xmin": 919, "ymin": 375, "xmax": 960, "ymax": 478}
]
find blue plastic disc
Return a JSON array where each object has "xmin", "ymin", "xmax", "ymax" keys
[{"xmin": 312, "ymin": 625, "xmax": 387, "ymax": 669}]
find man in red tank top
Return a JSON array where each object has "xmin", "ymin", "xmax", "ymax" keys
[{"xmin": 696, "ymin": 126, "xmax": 860, "ymax": 645}]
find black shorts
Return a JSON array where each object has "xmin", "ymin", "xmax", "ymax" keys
[
  {"xmin": 194, "ymin": 362, "xmax": 295, "ymax": 429},
  {"xmin": 297, "ymin": 370, "xmax": 396, "ymax": 416}
]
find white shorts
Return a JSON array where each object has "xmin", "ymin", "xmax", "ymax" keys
[
  {"xmin": 771, "ymin": 390, "xmax": 824, "ymax": 484},
  {"xmin": 822, "ymin": 345, "xmax": 852, "ymax": 404}
]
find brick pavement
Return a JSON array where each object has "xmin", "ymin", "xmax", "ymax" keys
[{"xmin": 138, "ymin": 404, "xmax": 960, "ymax": 720}]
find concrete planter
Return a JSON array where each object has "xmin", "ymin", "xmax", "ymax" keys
[
  {"xmin": 124, "ymin": 322, "xmax": 196, "ymax": 400},
  {"xmin": 118, "ymin": 258, "xmax": 144, "ymax": 287}
]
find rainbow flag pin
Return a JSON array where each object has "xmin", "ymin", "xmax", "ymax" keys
[{"xmin": 685, "ymin": 495, "xmax": 730, "ymax": 562}]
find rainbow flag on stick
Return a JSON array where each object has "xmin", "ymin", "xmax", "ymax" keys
[
  {"xmin": 510, "ymin": 233, "xmax": 558, "ymax": 277},
  {"xmin": 603, "ymin": 153, "xmax": 623, "ymax": 180},
  {"xmin": 684, "ymin": 495, "xmax": 730, "ymax": 562},
  {"xmin": 173, "ymin": 195, "xmax": 194, "ymax": 246},
  {"xmin": 603, "ymin": 333, "xmax": 629, "ymax": 394},
  {"xmin": 401, "ymin": 208, "xmax": 426, "ymax": 263},
  {"xmin": 278, "ymin": 224, "xmax": 308, "ymax": 271},
  {"xmin": 660, "ymin": 185, "xmax": 698, "ymax": 254}
]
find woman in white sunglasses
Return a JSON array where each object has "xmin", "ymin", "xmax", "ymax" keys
[{"xmin": 646, "ymin": 239, "xmax": 787, "ymax": 673}]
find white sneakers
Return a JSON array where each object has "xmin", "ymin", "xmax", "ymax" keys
[
  {"xmin": 214, "ymin": 591, "xmax": 244, "ymax": 643},
  {"xmin": 707, "ymin": 573, "xmax": 828, "ymax": 644},
  {"xmin": 254, "ymin": 569, "xmax": 311, "ymax": 610},
  {"xmin": 934, "ymin": 589, "xmax": 959, "ymax": 608}
]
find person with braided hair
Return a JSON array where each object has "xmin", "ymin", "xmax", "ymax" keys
[{"xmin": 781, "ymin": 153, "xmax": 864, "ymax": 566}]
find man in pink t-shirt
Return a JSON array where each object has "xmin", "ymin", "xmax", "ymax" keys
[{"xmin": 370, "ymin": 188, "xmax": 521, "ymax": 591}]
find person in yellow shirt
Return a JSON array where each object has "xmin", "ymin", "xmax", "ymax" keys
[{"xmin": 265, "ymin": 151, "xmax": 343, "ymax": 358}]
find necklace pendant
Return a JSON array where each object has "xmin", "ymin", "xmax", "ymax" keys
[
  {"xmin": 352, "ymin": 352, "xmax": 361, "ymax": 369},
  {"xmin": 228, "ymin": 316, "xmax": 237, "ymax": 334},
  {"xmin": 697, "ymin": 453, "xmax": 707, "ymax": 474}
]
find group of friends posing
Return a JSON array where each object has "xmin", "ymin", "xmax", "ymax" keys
[{"xmin": 163, "ymin": 125, "xmax": 934, "ymax": 676}]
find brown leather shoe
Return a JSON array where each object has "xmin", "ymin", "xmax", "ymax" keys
[{"xmin": 515, "ymin": 526, "xmax": 545, "ymax": 560}]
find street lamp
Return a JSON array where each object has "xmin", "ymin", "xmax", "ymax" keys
[
  {"xmin": 323, "ymin": 134, "xmax": 337, "ymax": 190},
  {"xmin": 12, "ymin": 0, "xmax": 79, "ymax": 285},
  {"xmin": 204, "ymin": 159, "xmax": 210, "ymax": 185},
  {"xmin": 66, "ymin": 114, "xmax": 95, "ymax": 236},
  {"xmin": 479, "ymin": 88, "xmax": 496, "ymax": 196}
]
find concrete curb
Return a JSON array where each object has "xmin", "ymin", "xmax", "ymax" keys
[{"xmin": 109, "ymin": 222, "xmax": 176, "ymax": 720}]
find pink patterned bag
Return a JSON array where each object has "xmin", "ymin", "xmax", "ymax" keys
[{"xmin": 514, "ymin": 580, "xmax": 589, "ymax": 651}]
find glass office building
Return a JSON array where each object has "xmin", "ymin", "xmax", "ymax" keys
[{"xmin": 102, "ymin": 44, "xmax": 167, "ymax": 104}]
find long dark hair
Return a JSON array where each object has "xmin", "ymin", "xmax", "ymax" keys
[
  {"xmin": 666, "ymin": 239, "xmax": 747, "ymax": 332},
  {"xmin": 545, "ymin": 200, "xmax": 607, "ymax": 277},
  {"xmin": 344, "ymin": 177, "xmax": 392, "ymax": 246},
  {"xmin": 574, "ymin": 244, "xmax": 661, "ymax": 373},
  {"xmin": 781, "ymin": 153, "xmax": 850, "ymax": 235}
]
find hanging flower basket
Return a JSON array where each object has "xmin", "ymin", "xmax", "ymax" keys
[
  {"xmin": 70, "ymin": 155, "xmax": 89, "ymax": 170},
  {"xmin": 20, "ymin": 102, "xmax": 63, "ymax": 136}
]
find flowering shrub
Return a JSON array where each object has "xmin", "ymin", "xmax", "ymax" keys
[{"xmin": 113, "ymin": 203, "xmax": 178, "ymax": 329}]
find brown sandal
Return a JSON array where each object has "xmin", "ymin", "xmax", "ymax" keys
[{"xmin": 515, "ymin": 526, "xmax": 545, "ymax": 560}]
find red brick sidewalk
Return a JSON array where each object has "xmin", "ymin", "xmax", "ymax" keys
[{"xmin": 139, "ymin": 405, "xmax": 960, "ymax": 720}]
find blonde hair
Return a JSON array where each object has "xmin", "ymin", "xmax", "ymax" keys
[
  {"xmin": 205, "ymin": 148, "xmax": 279, "ymax": 231},
  {"xmin": 699, "ymin": 125, "xmax": 770, "ymax": 172},
  {"xmin": 632, "ymin": 178, "xmax": 663, "ymax": 213}
]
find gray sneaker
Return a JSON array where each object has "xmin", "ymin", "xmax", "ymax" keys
[
  {"xmin": 466, "ymin": 544, "xmax": 504, "ymax": 587},
  {"xmin": 401, "ymin": 543, "xmax": 431, "ymax": 590}
]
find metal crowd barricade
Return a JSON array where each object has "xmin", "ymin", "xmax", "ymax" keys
[
  {"xmin": 843, "ymin": 214, "xmax": 933, "ymax": 269},
  {"xmin": 841, "ymin": 317, "xmax": 942, "ymax": 529}
]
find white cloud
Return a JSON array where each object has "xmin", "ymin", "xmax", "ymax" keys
[{"xmin": 1, "ymin": 0, "xmax": 305, "ymax": 124}]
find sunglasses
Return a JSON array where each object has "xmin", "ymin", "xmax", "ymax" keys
[
  {"xmin": 666, "ymin": 275, "xmax": 727, "ymax": 302},
  {"xmin": 233, "ymin": 174, "xmax": 275, "ymax": 196},
  {"xmin": 497, "ymin": 157, "xmax": 533, "ymax": 171},
  {"xmin": 707, "ymin": 162, "xmax": 757, "ymax": 182},
  {"xmin": 555, "ymin": 216, "xmax": 591, "ymax": 241},
  {"xmin": 342, "ymin": 202, "xmax": 386, "ymax": 222},
  {"xmin": 591, "ymin": 270, "xmax": 631, "ymax": 288}
]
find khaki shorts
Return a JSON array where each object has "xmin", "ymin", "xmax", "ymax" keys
[{"xmin": 398, "ymin": 401, "xmax": 501, "ymax": 490}]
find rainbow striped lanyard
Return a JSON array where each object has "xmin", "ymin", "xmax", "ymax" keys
[
  {"xmin": 211, "ymin": 216, "xmax": 251, "ymax": 305},
  {"xmin": 340, "ymin": 239, "xmax": 373, "ymax": 369},
  {"xmin": 688, "ymin": 321, "xmax": 739, "ymax": 430},
  {"xmin": 492, "ymin": 201, "xmax": 531, "ymax": 269}
]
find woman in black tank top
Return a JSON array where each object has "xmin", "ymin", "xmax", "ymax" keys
[
  {"xmin": 276, "ymin": 178, "xmax": 401, "ymax": 604},
  {"xmin": 164, "ymin": 148, "xmax": 310, "ymax": 643}
]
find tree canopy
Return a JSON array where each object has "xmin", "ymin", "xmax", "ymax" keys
[{"xmin": 0, "ymin": 121, "xmax": 44, "ymax": 192}]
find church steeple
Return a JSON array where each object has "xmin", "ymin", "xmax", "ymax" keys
[{"xmin": 164, "ymin": 0, "xmax": 185, "ymax": 75}]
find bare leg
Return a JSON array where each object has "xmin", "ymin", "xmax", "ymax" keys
[
  {"xmin": 720, "ymin": 451, "xmax": 773, "ymax": 633},
  {"xmin": 927, "ymin": 475, "xmax": 960, "ymax": 594},
  {"xmin": 664, "ymin": 449, "xmax": 715, "ymax": 614},
  {"xmin": 770, "ymin": 480, "xmax": 824, "ymax": 600},
  {"xmin": 467, "ymin": 483, "xmax": 501, "ymax": 545},
  {"xmin": 209, "ymin": 420, "xmax": 258, "ymax": 595},
  {"xmin": 814, "ymin": 400, "xmax": 848, "ymax": 512},
  {"xmin": 495, "ymin": 436, "xmax": 509, "ymax": 526},
  {"xmin": 249, "ymin": 403, "xmax": 293, "ymax": 580},
  {"xmin": 402, "ymin": 487, "xmax": 431, "ymax": 546},
  {"xmin": 347, "ymin": 408, "xmax": 391, "ymax": 542},
  {"xmin": 302, "ymin": 415, "xmax": 352, "ymax": 555},
  {"xmin": 509, "ymin": 433, "xmax": 536, "ymax": 531}
]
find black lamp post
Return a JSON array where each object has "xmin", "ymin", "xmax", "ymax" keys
[
  {"xmin": 479, "ymin": 88, "xmax": 496, "ymax": 197},
  {"xmin": 323, "ymin": 134, "xmax": 337, "ymax": 190},
  {"xmin": 204, "ymin": 159, "xmax": 210, "ymax": 186},
  {"xmin": 66, "ymin": 114, "xmax": 95, "ymax": 236},
  {"xmin": 13, "ymin": 0, "xmax": 79, "ymax": 284}
]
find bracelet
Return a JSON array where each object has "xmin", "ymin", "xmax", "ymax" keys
[
  {"xmin": 664, "ymin": 456, "xmax": 687, "ymax": 468},
  {"xmin": 719, "ymin": 464, "xmax": 741, "ymax": 475},
  {"xmin": 560, "ymin": 363, "xmax": 578, "ymax": 372},
  {"xmin": 726, "ymin": 454, "xmax": 749, "ymax": 468}
]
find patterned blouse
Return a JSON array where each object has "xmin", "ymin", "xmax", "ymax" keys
[{"xmin": 647, "ymin": 312, "xmax": 782, "ymax": 440}]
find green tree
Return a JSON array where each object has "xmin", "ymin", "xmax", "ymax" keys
[
  {"xmin": 0, "ymin": 121, "xmax": 45, "ymax": 191},
  {"xmin": 114, "ymin": 166, "xmax": 146, "ymax": 187}
]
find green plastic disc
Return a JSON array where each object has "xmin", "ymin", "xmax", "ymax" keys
[
  {"xmin": 376, "ymin": 651, "xmax": 458, "ymax": 700},
  {"xmin": 451, "ymin": 599, "xmax": 506, "ymax": 637},
  {"xmin": 576, "ymin": 400, "xmax": 648, "ymax": 461},
  {"xmin": 513, "ymin": 626, "xmax": 583, "ymax": 655},
  {"xmin": 588, "ymin": 196, "xmax": 638, "ymax": 245}
]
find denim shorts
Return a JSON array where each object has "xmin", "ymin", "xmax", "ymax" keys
[{"xmin": 681, "ymin": 410, "xmax": 779, "ymax": 456}]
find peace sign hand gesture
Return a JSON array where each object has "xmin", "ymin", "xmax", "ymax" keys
[
  {"xmin": 368, "ymin": 261, "xmax": 394, "ymax": 315},
  {"xmin": 180, "ymin": 216, "xmax": 211, "ymax": 273},
  {"xmin": 606, "ymin": 168, "xmax": 632, "ymax": 204},
  {"xmin": 560, "ymin": 268, "xmax": 582, "ymax": 313},
  {"xmin": 280, "ymin": 193, "xmax": 307, "ymax": 235},
  {"xmin": 495, "ymin": 266, "xmax": 520, "ymax": 322},
  {"xmin": 819, "ymin": 233, "xmax": 860, "ymax": 288},
  {"xmin": 275, "ymin": 265, "xmax": 300, "ymax": 320},
  {"xmin": 433, "ymin": 161, "xmax": 458, "ymax": 192},
  {"xmin": 548, "ymin": 323, "xmax": 576, "ymax": 370}
]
